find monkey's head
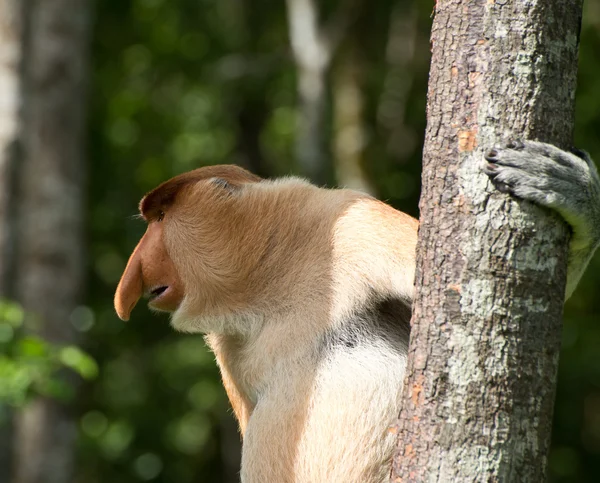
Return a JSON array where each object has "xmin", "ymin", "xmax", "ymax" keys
[{"xmin": 114, "ymin": 165, "xmax": 262, "ymax": 331}]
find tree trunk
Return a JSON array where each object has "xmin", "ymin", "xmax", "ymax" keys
[
  {"xmin": 333, "ymin": 43, "xmax": 374, "ymax": 194},
  {"xmin": 286, "ymin": 0, "xmax": 331, "ymax": 184},
  {"xmin": 12, "ymin": 1, "xmax": 91, "ymax": 482},
  {"xmin": 0, "ymin": 0, "xmax": 22, "ymax": 295},
  {"xmin": 0, "ymin": 2, "xmax": 25, "ymax": 481},
  {"xmin": 285, "ymin": 0, "xmax": 362, "ymax": 184},
  {"xmin": 377, "ymin": 4, "xmax": 419, "ymax": 162},
  {"xmin": 393, "ymin": 0, "xmax": 582, "ymax": 481}
]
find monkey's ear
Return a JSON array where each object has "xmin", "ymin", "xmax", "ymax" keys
[{"xmin": 211, "ymin": 177, "xmax": 238, "ymax": 193}]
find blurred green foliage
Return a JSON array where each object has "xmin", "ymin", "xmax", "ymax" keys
[
  {"xmin": 9, "ymin": 0, "xmax": 596, "ymax": 482},
  {"xmin": 0, "ymin": 300, "xmax": 97, "ymax": 409}
]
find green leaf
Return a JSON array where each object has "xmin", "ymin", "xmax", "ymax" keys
[
  {"xmin": 59, "ymin": 346, "xmax": 99, "ymax": 379},
  {"xmin": 0, "ymin": 300, "xmax": 24, "ymax": 327},
  {"xmin": 0, "ymin": 323, "xmax": 14, "ymax": 343},
  {"xmin": 17, "ymin": 336, "xmax": 50, "ymax": 358},
  {"xmin": 0, "ymin": 356, "xmax": 33, "ymax": 406},
  {"xmin": 36, "ymin": 377, "xmax": 75, "ymax": 402}
]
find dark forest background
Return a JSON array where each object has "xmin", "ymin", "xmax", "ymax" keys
[{"xmin": 1, "ymin": 0, "xmax": 600, "ymax": 482}]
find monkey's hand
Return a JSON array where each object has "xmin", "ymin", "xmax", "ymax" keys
[{"xmin": 484, "ymin": 140, "xmax": 600, "ymax": 298}]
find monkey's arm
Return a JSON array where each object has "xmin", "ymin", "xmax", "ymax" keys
[
  {"xmin": 205, "ymin": 334, "xmax": 255, "ymax": 435},
  {"xmin": 484, "ymin": 141, "xmax": 600, "ymax": 298}
]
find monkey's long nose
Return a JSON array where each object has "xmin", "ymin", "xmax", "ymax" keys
[{"xmin": 114, "ymin": 245, "xmax": 143, "ymax": 321}]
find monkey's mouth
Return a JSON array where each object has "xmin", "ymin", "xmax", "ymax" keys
[
  {"xmin": 145, "ymin": 284, "xmax": 182, "ymax": 313},
  {"xmin": 148, "ymin": 285, "xmax": 169, "ymax": 301}
]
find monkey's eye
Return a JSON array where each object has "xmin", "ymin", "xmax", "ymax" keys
[{"xmin": 157, "ymin": 210, "xmax": 165, "ymax": 222}]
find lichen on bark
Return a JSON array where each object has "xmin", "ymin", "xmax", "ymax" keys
[{"xmin": 392, "ymin": 0, "xmax": 583, "ymax": 481}]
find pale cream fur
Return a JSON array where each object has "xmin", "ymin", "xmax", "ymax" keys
[
  {"xmin": 115, "ymin": 167, "xmax": 418, "ymax": 482},
  {"xmin": 115, "ymin": 160, "xmax": 598, "ymax": 482}
]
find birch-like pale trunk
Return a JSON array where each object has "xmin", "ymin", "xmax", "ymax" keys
[
  {"xmin": 333, "ymin": 45, "xmax": 374, "ymax": 195},
  {"xmin": 0, "ymin": 0, "xmax": 23, "ymax": 294},
  {"xmin": 0, "ymin": 2, "xmax": 25, "ymax": 481},
  {"xmin": 286, "ymin": 0, "xmax": 331, "ymax": 184},
  {"xmin": 12, "ymin": 1, "xmax": 91, "ymax": 482},
  {"xmin": 393, "ymin": 0, "xmax": 583, "ymax": 480},
  {"xmin": 285, "ymin": 0, "xmax": 362, "ymax": 184}
]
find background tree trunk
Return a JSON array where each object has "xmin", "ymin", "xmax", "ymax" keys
[
  {"xmin": 285, "ymin": 0, "xmax": 332, "ymax": 184},
  {"xmin": 0, "ymin": 2, "xmax": 25, "ymax": 481},
  {"xmin": 12, "ymin": 1, "xmax": 91, "ymax": 482},
  {"xmin": 377, "ymin": 4, "xmax": 419, "ymax": 163},
  {"xmin": 333, "ymin": 42, "xmax": 374, "ymax": 194},
  {"xmin": 393, "ymin": 0, "xmax": 583, "ymax": 481},
  {"xmin": 285, "ymin": 0, "xmax": 362, "ymax": 184},
  {"xmin": 0, "ymin": 0, "xmax": 22, "ymax": 293}
]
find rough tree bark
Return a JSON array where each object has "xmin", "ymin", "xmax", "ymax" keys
[
  {"xmin": 393, "ymin": 0, "xmax": 582, "ymax": 481},
  {"xmin": 12, "ymin": 1, "xmax": 91, "ymax": 483}
]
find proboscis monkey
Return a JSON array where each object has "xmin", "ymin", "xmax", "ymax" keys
[{"xmin": 115, "ymin": 142, "xmax": 600, "ymax": 482}]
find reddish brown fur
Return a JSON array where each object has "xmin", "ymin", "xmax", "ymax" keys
[
  {"xmin": 116, "ymin": 165, "xmax": 267, "ymax": 430},
  {"xmin": 140, "ymin": 165, "xmax": 261, "ymax": 221},
  {"xmin": 114, "ymin": 165, "xmax": 419, "ymax": 482},
  {"xmin": 116, "ymin": 165, "xmax": 262, "ymax": 321},
  {"xmin": 205, "ymin": 333, "xmax": 255, "ymax": 435},
  {"xmin": 114, "ymin": 221, "xmax": 184, "ymax": 321},
  {"xmin": 115, "ymin": 159, "xmax": 597, "ymax": 482}
]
